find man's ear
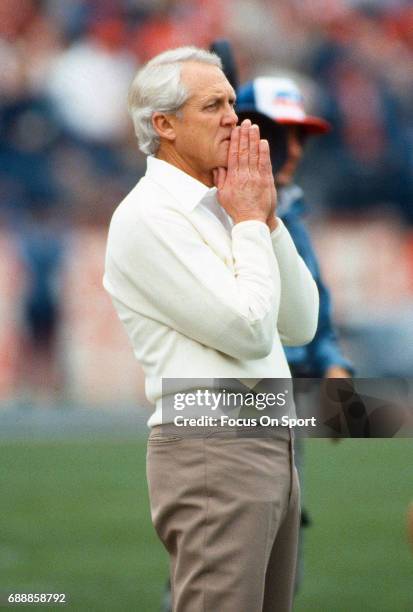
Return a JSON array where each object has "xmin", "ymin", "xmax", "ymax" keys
[{"xmin": 152, "ymin": 112, "xmax": 176, "ymax": 142}]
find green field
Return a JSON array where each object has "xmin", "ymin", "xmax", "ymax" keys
[{"xmin": 1, "ymin": 437, "xmax": 412, "ymax": 611}]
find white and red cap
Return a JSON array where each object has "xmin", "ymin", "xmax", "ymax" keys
[{"xmin": 236, "ymin": 76, "xmax": 331, "ymax": 135}]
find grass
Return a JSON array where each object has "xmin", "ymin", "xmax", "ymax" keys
[
  {"xmin": 294, "ymin": 440, "xmax": 413, "ymax": 612},
  {"xmin": 0, "ymin": 438, "xmax": 167, "ymax": 611},
  {"xmin": 1, "ymin": 437, "xmax": 412, "ymax": 611}
]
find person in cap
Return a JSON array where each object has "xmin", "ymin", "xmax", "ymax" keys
[
  {"xmin": 104, "ymin": 47, "xmax": 319, "ymax": 612},
  {"xmin": 236, "ymin": 75, "xmax": 354, "ymax": 590},
  {"xmin": 236, "ymin": 76, "xmax": 353, "ymax": 380}
]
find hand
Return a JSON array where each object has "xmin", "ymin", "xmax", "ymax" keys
[
  {"xmin": 213, "ymin": 119, "xmax": 275, "ymax": 226},
  {"xmin": 324, "ymin": 366, "xmax": 351, "ymax": 442},
  {"xmin": 266, "ymin": 175, "xmax": 277, "ymax": 232},
  {"xmin": 325, "ymin": 366, "xmax": 351, "ymax": 378}
]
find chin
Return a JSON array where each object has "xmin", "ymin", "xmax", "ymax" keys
[
  {"xmin": 214, "ymin": 154, "xmax": 229, "ymax": 169},
  {"xmin": 275, "ymin": 175, "xmax": 291, "ymax": 187}
]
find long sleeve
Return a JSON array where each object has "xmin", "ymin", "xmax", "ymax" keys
[
  {"xmin": 270, "ymin": 219, "xmax": 319, "ymax": 346},
  {"xmin": 104, "ymin": 205, "xmax": 281, "ymax": 361},
  {"xmin": 282, "ymin": 208, "xmax": 353, "ymax": 375},
  {"xmin": 309, "ymin": 274, "xmax": 354, "ymax": 374}
]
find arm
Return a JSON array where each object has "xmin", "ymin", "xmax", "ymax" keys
[
  {"xmin": 104, "ymin": 207, "xmax": 280, "ymax": 361},
  {"xmin": 216, "ymin": 121, "xmax": 318, "ymax": 348},
  {"xmin": 105, "ymin": 120, "xmax": 280, "ymax": 361},
  {"xmin": 285, "ymin": 213, "xmax": 353, "ymax": 374},
  {"xmin": 309, "ymin": 272, "xmax": 354, "ymax": 375},
  {"xmin": 270, "ymin": 221, "xmax": 319, "ymax": 347}
]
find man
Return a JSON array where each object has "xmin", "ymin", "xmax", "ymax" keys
[
  {"xmin": 104, "ymin": 47, "xmax": 319, "ymax": 611},
  {"xmin": 236, "ymin": 76, "xmax": 354, "ymax": 588}
]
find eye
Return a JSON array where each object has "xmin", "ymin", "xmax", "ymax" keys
[{"xmin": 205, "ymin": 101, "xmax": 218, "ymax": 110}]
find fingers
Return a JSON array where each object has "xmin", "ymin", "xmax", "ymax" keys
[
  {"xmin": 227, "ymin": 120, "xmax": 263, "ymax": 177},
  {"xmin": 227, "ymin": 126, "xmax": 240, "ymax": 174},
  {"xmin": 258, "ymin": 138, "xmax": 273, "ymax": 180},
  {"xmin": 249, "ymin": 124, "xmax": 260, "ymax": 173},
  {"xmin": 226, "ymin": 121, "xmax": 271, "ymax": 188},
  {"xmin": 238, "ymin": 119, "xmax": 251, "ymax": 174}
]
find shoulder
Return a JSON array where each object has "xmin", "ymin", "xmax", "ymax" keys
[
  {"xmin": 106, "ymin": 176, "xmax": 196, "ymax": 258},
  {"xmin": 109, "ymin": 176, "xmax": 184, "ymax": 232}
]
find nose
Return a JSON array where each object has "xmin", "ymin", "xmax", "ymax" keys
[
  {"xmin": 288, "ymin": 131, "xmax": 304, "ymax": 161},
  {"xmin": 222, "ymin": 104, "xmax": 238, "ymax": 127}
]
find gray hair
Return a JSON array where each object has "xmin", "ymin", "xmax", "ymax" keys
[{"xmin": 128, "ymin": 46, "xmax": 222, "ymax": 155}]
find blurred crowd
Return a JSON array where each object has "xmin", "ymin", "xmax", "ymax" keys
[
  {"xmin": 0, "ymin": 0, "xmax": 413, "ymax": 402},
  {"xmin": 1, "ymin": 0, "xmax": 413, "ymax": 227}
]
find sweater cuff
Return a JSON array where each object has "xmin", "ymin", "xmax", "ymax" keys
[
  {"xmin": 231, "ymin": 220, "xmax": 270, "ymax": 239},
  {"xmin": 269, "ymin": 217, "xmax": 286, "ymax": 242}
]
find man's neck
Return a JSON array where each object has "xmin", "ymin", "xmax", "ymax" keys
[{"xmin": 156, "ymin": 147, "xmax": 214, "ymax": 188}]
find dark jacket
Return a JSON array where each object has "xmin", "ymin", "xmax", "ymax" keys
[{"xmin": 279, "ymin": 184, "xmax": 354, "ymax": 377}]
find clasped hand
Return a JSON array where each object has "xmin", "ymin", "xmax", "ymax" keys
[{"xmin": 213, "ymin": 119, "xmax": 277, "ymax": 230}]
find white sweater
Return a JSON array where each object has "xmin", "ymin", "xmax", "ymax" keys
[{"xmin": 103, "ymin": 156, "xmax": 319, "ymax": 426}]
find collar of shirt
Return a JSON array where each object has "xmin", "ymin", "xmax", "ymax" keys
[{"xmin": 146, "ymin": 156, "xmax": 217, "ymax": 212}]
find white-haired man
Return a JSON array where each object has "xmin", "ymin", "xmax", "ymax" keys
[{"xmin": 104, "ymin": 46, "xmax": 319, "ymax": 612}]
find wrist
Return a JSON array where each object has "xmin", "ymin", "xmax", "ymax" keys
[
  {"xmin": 232, "ymin": 213, "xmax": 268, "ymax": 225},
  {"xmin": 325, "ymin": 366, "xmax": 351, "ymax": 378},
  {"xmin": 267, "ymin": 215, "xmax": 279, "ymax": 233}
]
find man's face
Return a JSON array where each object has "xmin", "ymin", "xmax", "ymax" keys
[
  {"xmin": 275, "ymin": 125, "xmax": 307, "ymax": 187},
  {"xmin": 170, "ymin": 62, "xmax": 238, "ymax": 185}
]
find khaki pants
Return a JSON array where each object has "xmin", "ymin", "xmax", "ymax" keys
[{"xmin": 147, "ymin": 427, "xmax": 300, "ymax": 612}]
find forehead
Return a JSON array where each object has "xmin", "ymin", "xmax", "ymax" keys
[{"xmin": 181, "ymin": 61, "xmax": 235, "ymax": 101}]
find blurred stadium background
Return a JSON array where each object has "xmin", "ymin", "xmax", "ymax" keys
[{"xmin": 0, "ymin": 0, "xmax": 412, "ymax": 610}]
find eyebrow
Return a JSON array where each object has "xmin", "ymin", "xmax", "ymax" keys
[{"xmin": 202, "ymin": 92, "xmax": 237, "ymax": 104}]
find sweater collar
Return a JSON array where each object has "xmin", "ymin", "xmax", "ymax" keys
[{"xmin": 145, "ymin": 156, "xmax": 217, "ymax": 211}]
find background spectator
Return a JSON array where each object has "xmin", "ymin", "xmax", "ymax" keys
[{"xmin": 0, "ymin": 0, "xmax": 412, "ymax": 398}]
